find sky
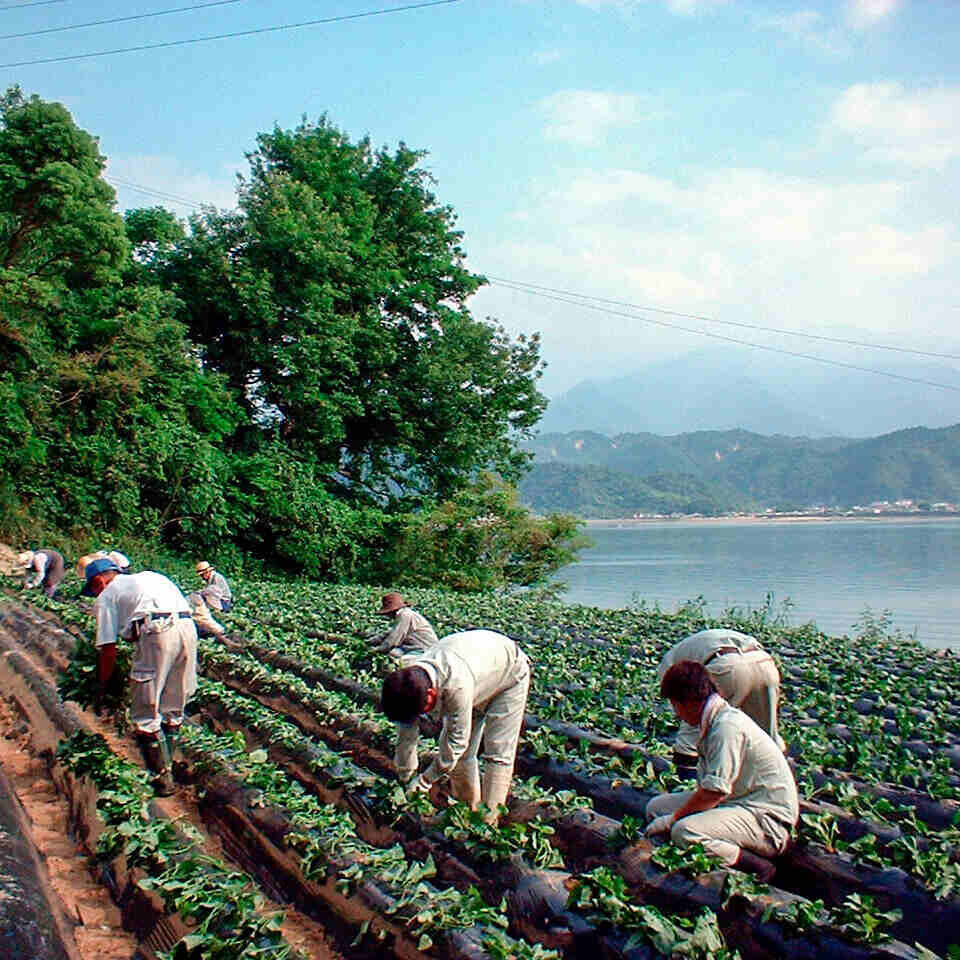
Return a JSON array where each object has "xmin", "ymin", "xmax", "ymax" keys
[{"xmin": 3, "ymin": 0, "xmax": 960, "ymax": 397}]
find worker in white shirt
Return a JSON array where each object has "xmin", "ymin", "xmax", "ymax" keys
[
  {"xmin": 645, "ymin": 660, "xmax": 799, "ymax": 882},
  {"xmin": 367, "ymin": 593, "xmax": 438, "ymax": 660},
  {"xmin": 18, "ymin": 548, "xmax": 66, "ymax": 598},
  {"xmin": 657, "ymin": 628, "xmax": 785, "ymax": 767},
  {"xmin": 195, "ymin": 561, "xmax": 232, "ymax": 612},
  {"xmin": 380, "ymin": 629, "xmax": 530, "ymax": 825},
  {"xmin": 82, "ymin": 557, "xmax": 197, "ymax": 796}
]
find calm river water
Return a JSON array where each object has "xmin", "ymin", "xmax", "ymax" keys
[{"xmin": 555, "ymin": 518, "xmax": 960, "ymax": 650}]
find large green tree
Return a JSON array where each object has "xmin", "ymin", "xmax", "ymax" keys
[{"xmin": 157, "ymin": 118, "xmax": 547, "ymax": 506}]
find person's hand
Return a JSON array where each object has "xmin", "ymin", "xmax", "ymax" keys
[
  {"xmin": 406, "ymin": 775, "xmax": 432, "ymax": 796},
  {"xmin": 645, "ymin": 814, "xmax": 674, "ymax": 837}
]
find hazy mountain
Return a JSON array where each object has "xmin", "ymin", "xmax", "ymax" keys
[
  {"xmin": 519, "ymin": 424, "xmax": 960, "ymax": 515},
  {"xmin": 539, "ymin": 346, "xmax": 960, "ymax": 438}
]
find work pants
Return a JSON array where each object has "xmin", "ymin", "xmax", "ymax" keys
[
  {"xmin": 130, "ymin": 616, "xmax": 198, "ymax": 734},
  {"xmin": 674, "ymin": 650, "xmax": 784, "ymax": 755},
  {"xmin": 646, "ymin": 790, "xmax": 790, "ymax": 866},
  {"xmin": 41, "ymin": 553, "xmax": 66, "ymax": 598}
]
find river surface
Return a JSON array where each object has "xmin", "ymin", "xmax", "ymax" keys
[{"xmin": 555, "ymin": 518, "xmax": 960, "ymax": 650}]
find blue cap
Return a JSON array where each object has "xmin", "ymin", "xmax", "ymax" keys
[{"xmin": 81, "ymin": 557, "xmax": 120, "ymax": 596}]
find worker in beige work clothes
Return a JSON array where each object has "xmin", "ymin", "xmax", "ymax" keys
[
  {"xmin": 645, "ymin": 660, "xmax": 799, "ymax": 882},
  {"xmin": 19, "ymin": 548, "xmax": 66, "ymax": 598},
  {"xmin": 83, "ymin": 557, "xmax": 197, "ymax": 797},
  {"xmin": 381, "ymin": 629, "xmax": 530, "ymax": 825},
  {"xmin": 367, "ymin": 592, "xmax": 438, "ymax": 661},
  {"xmin": 658, "ymin": 628, "xmax": 785, "ymax": 766}
]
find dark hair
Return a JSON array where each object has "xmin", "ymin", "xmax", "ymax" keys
[
  {"xmin": 381, "ymin": 667, "xmax": 433, "ymax": 724},
  {"xmin": 660, "ymin": 660, "xmax": 717, "ymax": 704}
]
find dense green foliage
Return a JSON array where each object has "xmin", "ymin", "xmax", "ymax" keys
[
  {"xmin": 0, "ymin": 88, "xmax": 580, "ymax": 587},
  {"xmin": 521, "ymin": 426, "xmax": 960, "ymax": 514}
]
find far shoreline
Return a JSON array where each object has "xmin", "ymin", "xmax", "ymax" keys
[{"xmin": 582, "ymin": 513, "xmax": 960, "ymax": 527}]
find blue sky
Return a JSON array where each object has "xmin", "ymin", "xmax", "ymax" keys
[{"xmin": 4, "ymin": 0, "xmax": 960, "ymax": 396}]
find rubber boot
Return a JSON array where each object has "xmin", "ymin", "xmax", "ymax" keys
[
  {"xmin": 450, "ymin": 759, "xmax": 481, "ymax": 810},
  {"xmin": 733, "ymin": 848, "xmax": 776, "ymax": 883},
  {"xmin": 161, "ymin": 721, "xmax": 187, "ymax": 782},
  {"xmin": 480, "ymin": 763, "xmax": 513, "ymax": 826},
  {"xmin": 136, "ymin": 732, "xmax": 176, "ymax": 797}
]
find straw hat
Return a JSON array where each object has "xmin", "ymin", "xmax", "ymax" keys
[
  {"xmin": 196, "ymin": 560, "xmax": 213, "ymax": 574},
  {"xmin": 377, "ymin": 592, "xmax": 407, "ymax": 615}
]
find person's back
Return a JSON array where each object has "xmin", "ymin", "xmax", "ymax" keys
[{"xmin": 419, "ymin": 629, "xmax": 518, "ymax": 707}]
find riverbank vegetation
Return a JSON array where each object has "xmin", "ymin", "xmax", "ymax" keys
[{"xmin": 0, "ymin": 85, "xmax": 582, "ymax": 588}]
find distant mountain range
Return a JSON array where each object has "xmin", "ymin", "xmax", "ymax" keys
[
  {"xmin": 519, "ymin": 424, "xmax": 960, "ymax": 516},
  {"xmin": 539, "ymin": 346, "xmax": 960, "ymax": 438}
]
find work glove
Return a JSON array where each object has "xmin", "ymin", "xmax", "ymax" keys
[{"xmin": 645, "ymin": 814, "xmax": 675, "ymax": 838}]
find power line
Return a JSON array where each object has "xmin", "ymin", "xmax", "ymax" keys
[
  {"xmin": 0, "ymin": 0, "xmax": 68, "ymax": 11},
  {"xmin": 106, "ymin": 175, "xmax": 207, "ymax": 208},
  {"xmin": 488, "ymin": 275, "xmax": 960, "ymax": 363},
  {"xmin": 0, "ymin": 0, "xmax": 460, "ymax": 68},
  {"xmin": 0, "ymin": 0, "xmax": 246, "ymax": 41},
  {"xmin": 491, "ymin": 279, "xmax": 960, "ymax": 393}
]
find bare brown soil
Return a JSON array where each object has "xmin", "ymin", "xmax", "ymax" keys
[{"xmin": 0, "ymin": 540, "xmax": 22, "ymax": 577}]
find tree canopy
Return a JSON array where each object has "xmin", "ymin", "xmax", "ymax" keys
[{"xmin": 1, "ymin": 92, "xmax": 581, "ymax": 589}]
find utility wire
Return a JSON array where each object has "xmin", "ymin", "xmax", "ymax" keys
[
  {"xmin": 1, "ymin": 0, "xmax": 246, "ymax": 40},
  {"xmin": 0, "ymin": 0, "xmax": 460, "ymax": 68},
  {"xmin": 0, "ymin": 0, "xmax": 68, "ymax": 11},
  {"xmin": 489, "ymin": 275, "xmax": 960, "ymax": 363},
  {"xmin": 102, "ymin": 172, "xmax": 960, "ymax": 389},
  {"xmin": 492, "ymin": 279, "xmax": 960, "ymax": 393}
]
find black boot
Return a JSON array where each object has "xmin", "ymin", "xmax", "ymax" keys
[
  {"xmin": 161, "ymin": 721, "xmax": 187, "ymax": 781},
  {"xmin": 136, "ymin": 732, "xmax": 176, "ymax": 797},
  {"xmin": 734, "ymin": 849, "xmax": 776, "ymax": 883}
]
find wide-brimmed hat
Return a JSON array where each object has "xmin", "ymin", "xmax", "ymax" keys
[
  {"xmin": 377, "ymin": 592, "xmax": 407, "ymax": 615},
  {"xmin": 17, "ymin": 550, "xmax": 34, "ymax": 567},
  {"xmin": 196, "ymin": 560, "xmax": 212, "ymax": 574},
  {"xmin": 81, "ymin": 557, "xmax": 120, "ymax": 596}
]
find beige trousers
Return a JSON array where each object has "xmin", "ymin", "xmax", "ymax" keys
[
  {"xmin": 675, "ymin": 650, "xmax": 784, "ymax": 755},
  {"xmin": 130, "ymin": 616, "xmax": 198, "ymax": 734},
  {"xmin": 646, "ymin": 790, "xmax": 790, "ymax": 865}
]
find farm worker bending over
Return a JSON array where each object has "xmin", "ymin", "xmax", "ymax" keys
[
  {"xmin": 381, "ymin": 629, "xmax": 531, "ymax": 825},
  {"xmin": 657, "ymin": 628, "xmax": 785, "ymax": 766},
  {"xmin": 83, "ymin": 557, "xmax": 198, "ymax": 797},
  {"xmin": 367, "ymin": 592, "xmax": 438, "ymax": 660},
  {"xmin": 645, "ymin": 660, "xmax": 799, "ymax": 882},
  {"xmin": 19, "ymin": 548, "xmax": 66, "ymax": 598},
  {"xmin": 195, "ymin": 560, "xmax": 232, "ymax": 612}
]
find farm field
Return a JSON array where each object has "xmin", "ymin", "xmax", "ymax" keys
[{"xmin": 1, "ymin": 559, "xmax": 959, "ymax": 960}]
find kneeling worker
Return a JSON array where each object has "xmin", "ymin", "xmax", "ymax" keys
[
  {"xmin": 381, "ymin": 629, "xmax": 530, "ymax": 824},
  {"xmin": 83, "ymin": 557, "xmax": 198, "ymax": 796},
  {"xmin": 196, "ymin": 560, "xmax": 232, "ymax": 612},
  {"xmin": 367, "ymin": 592, "xmax": 438, "ymax": 660},
  {"xmin": 645, "ymin": 660, "xmax": 798, "ymax": 882},
  {"xmin": 657, "ymin": 628, "xmax": 785, "ymax": 766}
]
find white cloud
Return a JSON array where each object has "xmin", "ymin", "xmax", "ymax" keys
[
  {"xmin": 105, "ymin": 154, "xmax": 240, "ymax": 214},
  {"xmin": 828, "ymin": 82, "xmax": 960, "ymax": 170},
  {"xmin": 759, "ymin": 9, "xmax": 848, "ymax": 56},
  {"xmin": 540, "ymin": 89, "xmax": 655, "ymax": 145},
  {"xmin": 846, "ymin": 0, "xmax": 902, "ymax": 30}
]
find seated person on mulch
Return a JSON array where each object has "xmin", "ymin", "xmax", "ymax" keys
[{"xmin": 644, "ymin": 659, "xmax": 799, "ymax": 882}]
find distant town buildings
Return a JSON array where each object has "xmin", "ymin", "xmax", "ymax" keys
[{"xmin": 629, "ymin": 500, "xmax": 958, "ymax": 520}]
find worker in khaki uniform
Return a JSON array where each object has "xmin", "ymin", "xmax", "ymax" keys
[
  {"xmin": 367, "ymin": 592, "xmax": 438, "ymax": 660},
  {"xmin": 381, "ymin": 629, "xmax": 530, "ymax": 825},
  {"xmin": 658, "ymin": 628, "xmax": 784, "ymax": 765},
  {"xmin": 195, "ymin": 560, "xmax": 232, "ymax": 612},
  {"xmin": 83, "ymin": 557, "xmax": 197, "ymax": 797},
  {"xmin": 645, "ymin": 660, "xmax": 799, "ymax": 882},
  {"xmin": 19, "ymin": 548, "xmax": 66, "ymax": 598}
]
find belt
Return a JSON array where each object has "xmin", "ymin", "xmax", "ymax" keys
[
  {"xmin": 133, "ymin": 611, "xmax": 192, "ymax": 627},
  {"xmin": 703, "ymin": 646, "xmax": 742, "ymax": 666}
]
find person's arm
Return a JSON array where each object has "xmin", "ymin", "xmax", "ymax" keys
[
  {"xmin": 421, "ymin": 684, "xmax": 472, "ymax": 784},
  {"xmin": 25, "ymin": 554, "xmax": 47, "ymax": 588},
  {"xmin": 97, "ymin": 643, "xmax": 117, "ymax": 699},
  {"xmin": 374, "ymin": 609, "xmax": 411, "ymax": 652},
  {"xmin": 394, "ymin": 722, "xmax": 420, "ymax": 783},
  {"xmin": 670, "ymin": 786, "xmax": 728, "ymax": 821}
]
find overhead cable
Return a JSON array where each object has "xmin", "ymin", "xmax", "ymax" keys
[
  {"xmin": 0, "ymin": 0, "xmax": 460, "ymax": 68},
  {"xmin": 0, "ymin": 0, "xmax": 67, "ymax": 10},
  {"xmin": 0, "ymin": 0, "xmax": 246, "ymax": 41},
  {"xmin": 106, "ymin": 175, "xmax": 208, "ymax": 208},
  {"xmin": 491, "ymin": 278, "xmax": 960, "ymax": 393},
  {"xmin": 489, "ymin": 275, "xmax": 960, "ymax": 362}
]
